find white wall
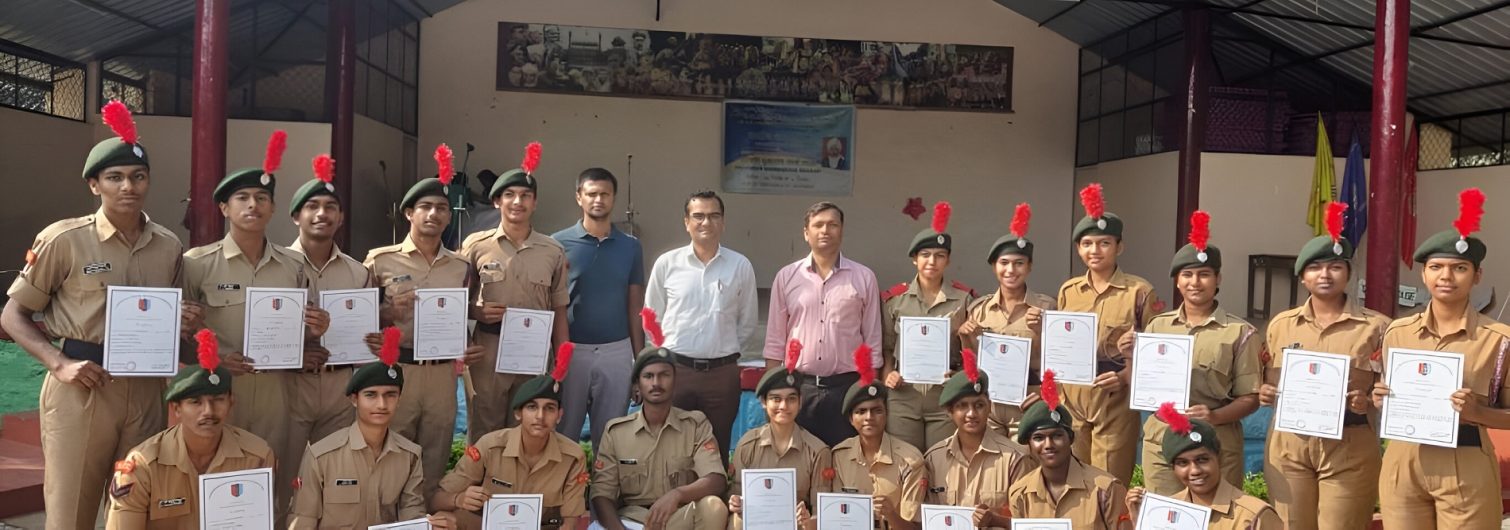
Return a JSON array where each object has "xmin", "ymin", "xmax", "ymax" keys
[
  {"xmin": 417, "ymin": 0, "xmax": 1081, "ymax": 291},
  {"xmin": 0, "ymin": 107, "xmax": 97, "ymax": 271}
]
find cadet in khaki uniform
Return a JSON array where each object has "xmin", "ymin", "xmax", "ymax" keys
[
  {"xmin": 881, "ymin": 202, "xmax": 974, "ymax": 451},
  {"xmin": 434, "ymin": 343, "xmax": 586, "ymax": 530},
  {"xmin": 959, "ymin": 203, "xmax": 1056, "ymax": 436},
  {"xmin": 459, "ymin": 148, "xmax": 569, "ymax": 442},
  {"xmin": 833, "ymin": 345, "xmax": 926, "ymax": 530},
  {"xmin": 592, "ymin": 318, "xmax": 728, "ymax": 530},
  {"xmin": 1128, "ymin": 407, "xmax": 1281, "ymax": 530},
  {"xmin": 729, "ymin": 342, "xmax": 834, "ymax": 530},
  {"xmin": 1371, "ymin": 188, "xmax": 1510, "ymax": 529},
  {"xmin": 106, "ymin": 330, "xmax": 277, "ymax": 529},
  {"xmin": 1057, "ymin": 184, "xmax": 1161, "ymax": 484},
  {"xmin": 1008, "ymin": 371, "xmax": 1129, "ymax": 529},
  {"xmin": 363, "ymin": 146, "xmax": 485, "ymax": 498},
  {"xmin": 1257, "ymin": 202, "xmax": 1386, "ymax": 530},
  {"xmin": 1141, "ymin": 211, "xmax": 1262, "ymax": 494},
  {"xmin": 1, "ymin": 101, "xmax": 197, "ymax": 530},
  {"xmin": 923, "ymin": 349, "xmax": 1036, "ymax": 530}
]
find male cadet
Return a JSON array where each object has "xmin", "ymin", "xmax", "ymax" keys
[
  {"xmin": 106, "ymin": 330, "xmax": 277, "ymax": 529},
  {"xmin": 923, "ymin": 348, "xmax": 1035, "ymax": 530},
  {"xmin": 182, "ymin": 131, "xmax": 329, "ymax": 516},
  {"xmin": 765, "ymin": 202, "xmax": 883, "ymax": 446},
  {"xmin": 1127, "ymin": 405, "xmax": 1280, "ymax": 530},
  {"xmin": 1, "ymin": 101, "xmax": 197, "ymax": 530},
  {"xmin": 1056, "ymin": 183, "xmax": 1160, "ymax": 484},
  {"xmin": 1007, "ymin": 371, "xmax": 1129, "ymax": 529},
  {"xmin": 289, "ymin": 327, "xmax": 455, "ymax": 529},
  {"xmin": 1372, "ymin": 188, "xmax": 1510, "ymax": 529},
  {"xmin": 553, "ymin": 167, "xmax": 646, "ymax": 451},
  {"xmin": 1258, "ymin": 202, "xmax": 1387, "ymax": 530},
  {"xmin": 591, "ymin": 310, "xmax": 729, "ymax": 530},
  {"xmin": 645, "ymin": 190, "xmax": 758, "ymax": 460},
  {"xmin": 460, "ymin": 143, "xmax": 569, "ymax": 441},
  {"xmin": 364, "ymin": 144, "xmax": 484, "ymax": 498}
]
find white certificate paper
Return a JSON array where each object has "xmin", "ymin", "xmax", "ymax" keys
[
  {"xmin": 899, "ymin": 316, "xmax": 951, "ymax": 384},
  {"xmin": 1274, "ymin": 349, "xmax": 1352, "ymax": 440},
  {"xmin": 1129, "ymin": 333, "xmax": 1195, "ymax": 412},
  {"xmin": 816, "ymin": 493, "xmax": 872, "ymax": 530},
  {"xmin": 495, "ymin": 308, "xmax": 555, "ymax": 375},
  {"xmin": 920, "ymin": 504, "xmax": 975, "ymax": 530},
  {"xmin": 369, "ymin": 519, "xmax": 431, "ymax": 530},
  {"xmin": 1041, "ymin": 311, "xmax": 1099, "ymax": 385},
  {"xmin": 413, "ymin": 288, "xmax": 468, "ymax": 360},
  {"xmin": 1135, "ymin": 492, "xmax": 1211, "ymax": 530},
  {"xmin": 321, "ymin": 288, "xmax": 379, "ymax": 366},
  {"xmin": 979, "ymin": 333, "xmax": 1033, "ymax": 406},
  {"xmin": 481, "ymin": 494, "xmax": 543, "ymax": 530},
  {"xmin": 742, "ymin": 468, "xmax": 798, "ymax": 530},
  {"xmin": 1011, "ymin": 519, "xmax": 1073, "ymax": 530},
  {"xmin": 1381, "ymin": 348, "xmax": 1465, "ymax": 448},
  {"xmin": 242, "ymin": 288, "xmax": 307, "ymax": 370},
  {"xmin": 198, "ymin": 467, "xmax": 274, "ymax": 529},
  {"xmin": 103, "ymin": 286, "xmax": 182, "ymax": 377}
]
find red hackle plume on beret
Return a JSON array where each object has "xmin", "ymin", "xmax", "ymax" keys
[
  {"xmin": 931, "ymin": 201, "xmax": 952, "ymax": 234},
  {"xmin": 1325, "ymin": 202, "xmax": 1348, "ymax": 243},
  {"xmin": 552, "ymin": 342, "xmax": 575, "ymax": 382},
  {"xmin": 434, "ymin": 143, "xmax": 454, "ymax": 187},
  {"xmin": 1010, "ymin": 203, "xmax": 1031, "ymax": 239},
  {"xmin": 1188, "ymin": 210, "xmax": 1210, "ymax": 252},
  {"xmin": 263, "ymin": 130, "xmax": 287, "ymax": 175},
  {"xmin": 640, "ymin": 307, "xmax": 665, "ymax": 347},
  {"xmin": 1156, "ymin": 402, "xmax": 1193, "ymax": 436},
  {"xmin": 313, "ymin": 154, "xmax": 334, "ymax": 184},
  {"xmin": 195, "ymin": 328, "xmax": 219, "ymax": 371},
  {"xmin": 1455, "ymin": 188, "xmax": 1486, "ymax": 238},
  {"xmin": 1079, "ymin": 183, "xmax": 1105, "ymax": 219},
  {"xmin": 101, "ymin": 100, "xmax": 138, "ymax": 145},
  {"xmin": 522, "ymin": 142, "xmax": 542, "ymax": 174}
]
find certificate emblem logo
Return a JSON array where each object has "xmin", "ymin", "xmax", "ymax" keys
[
  {"xmin": 437, "ymin": 297, "xmax": 447, "ymax": 309},
  {"xmin": 921, "ymin": 326, "xmax": 929, "ymax": 336},
  {"xmin": 508, "ymin": 504, "xmax": 518, "ymax": 516},
  {"xmin": 840, "ymin": 503, "xmax": 849, "ymax": 514},
  {"xmin": 1308, "ymin": 362, "xmax": 1319, "ymax": 375},
  {"xmin": 999, "ymin": 344, "xmax": 1006, "ymax": 354},
  {"xmin": 345, "ymin": 299, "xmax": 354, "ymax": 310},
  {"xmin": 1064, "ymin": 321, "xmax": 1073, "ymax": 332},
  {"xmin": 1167, "ymin": 511, "xmax": 1178, "ymax": 523},
  {"xmin": 138, "ymin": 298, "xmax": 149, "ymax": 311},
  {"xmin": 271, "ymin": 298, "xmax": 282, "ymax": 311},
  {"xmin": 1157, "ymin": 343, "xmax": 1166, "ymax": 355},
  {"xmin": 764, "ymin": 478, "xmax": 772, "ymax": 489},
  {"xmin": 524, "ymin": 318, "xmax": 532, "ymax": 328},
  {"xmin": 230, "ymin": 483, "xmax": 242, "ymax": 497},
  {"xmin": 944, "ymin": 516, "xmax": 953, "ymax": 526},
  {"xmin": 1418, "ymin": 363, "xmax": 1430, "ymax": 376}
]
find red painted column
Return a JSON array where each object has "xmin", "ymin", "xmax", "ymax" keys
[
  {"xmin": 327, "ymin": 0, "xmax": 356, "ymax": 248},
  {"xmin": 1176, "ymin": 7, "xmax": 1210, "ymax": 290},
  {"xmin": 189, "ymin": 0, "xmax": 229, "ymax": 246},
  {"xmin": 1365, "ymin": 0, "xmax": 1409, "ymax": 317}
]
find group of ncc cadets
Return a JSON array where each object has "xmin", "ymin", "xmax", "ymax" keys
[{"xmin": 8, "ymin": 100, "xmax": 1510, "ymax": 530}]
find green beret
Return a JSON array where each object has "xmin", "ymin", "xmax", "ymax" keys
[
  {"xmin": 907, "ymin": 229, "xmax": 952, "ymax": 257},
  {"xmin": 164, "ymin": 365, "xmax": 233, "ymax": 402},
  {"xmin": 841, "ymin": 382, "xmax": 887, "ymax": 416},
  {"xmin": 1161, "ymin": 418, "xmax": 1222, "ymax": 464},
  {"xmin": 1072, "ymin": 213, "xmax": 1123, "ymax": 241},
  {"xmin": 510, "ymin": 374, "xmax": 562, "ymax": 410},
  {"xmin": 1169, "ymin": 243, "xmax": 1222, "ymax": 276},
  {"xmin": 490, "ymin": 169, "xmax": 537, "ymax": 198},
  {"xmin": 938, "ymin": 370, "xmax": 989, "ymax": 407},
  {"xmin": 1015, "ymin": 400, "xmax": 1074, "ymax": 445},
  {"xmin": 1294, "ymin": 235, "xmax": 1354, "ymax": 276},
  {"xmin": 987, "ymin": 235, "xmax": 1033, "ymax": 264},
  {"xmin": 400, "ymin": 177, "xmax": 450, "ymax": 210},
  {"xmin": 631, "ymin": 346, "xmax": 676, "ymax": 382},
  {"xmin": 756, "ymin": 365, "xmax": 802, "ymax": 398},
  {"xmin": 345, "ymin": 362, "xmax": 404, "ymax": 395},
  {"xmin": 1413, "ymin": 229, "xmax": 1487, "ymax": 266},
  {"xmin": 289, "ymin": 179, "xmax": 338, "ymax": 216},
  {"xmin": 82, "ymin": 138, "xmax": 149, "ymax": 180},
  {"xmin": 214, "ymin": 167, "xmax": 276, "ymax": 203}
]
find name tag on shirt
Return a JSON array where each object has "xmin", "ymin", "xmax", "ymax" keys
[
  {"xmin": 158, "ymin": 498, "xmax": 185, "ymax": 508},
  {"xmin": 928, "ymin": 486, "xmax": 946, "ymax": 494},
  {"xmin": 216, "ymin": 283, "xmax": 242, "ymax": 291},
  {"xmin": 335, "ymin": 479, "xmax": 358, "ymax": 486},
  {"xmin": 391, "ymin": 274, "xmax": 413, "ymax": 283},
  {"xmin": 83, "ymin": 262, "xmax": 112, "ymax": 275},
  {"xmin": 618, "ymin": 459, "xmax": 638, "ymax": 465},
  {"xmin": 840, "ymin": 487, "xmax": 860, "ymax": 493},
  {"xmin": 482, "ymin": 262, "xmax": 502, "ymax": 271},
  {"xmin": 491, "ymin": 477, "xmax": 513, "ymax": 488}
]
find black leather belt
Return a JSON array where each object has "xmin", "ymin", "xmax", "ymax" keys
[
  {"xmin": 61, "ymin": 339, "xmax": 105, "ymax": 364},
  {"xmin": 1027, "ymin": 369, "xmax": 1042, "ymax": 387},
  {"xmin": 1460, "ymin": 424, "xmax": 1483, "ymax": 447},
  {"xmin": 301, "ymin": 364, "xmax": 353, "ymax": 374},
  {"xmin": 674, "ymin": 353, "xmax": 740, "ymax": 371},
  {"xmin": 397, "ymin": 347, "xmax": 448, "ymax": 366},
  {"xmin": 1096, "ymin": 359, "xmax": 1126, "ymax": 373},
  {"xmin": 476, "ymin": 321, "xmax": 501, "ymax": 335},
  {"xmin": 1343, "ymin": 411, "xmax": 1369, "ymax": 426},
  {"xmin": 796, "ymin": 371, "xmax": 858, "ymax": 389}
]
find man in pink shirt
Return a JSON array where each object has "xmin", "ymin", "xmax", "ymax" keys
[{"xmin": 764, "ymin": 202, "xmax": 883, "ymax": 445}]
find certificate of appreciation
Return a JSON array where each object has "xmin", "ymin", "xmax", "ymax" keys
[
  {"xmin": 495, "ymin": 308, "xmax": 554, "ymax": 375},
  {"xmin": 198, "ymin": 467, "xmax": 274, "ymax": 529},
  {"xmin": 1129, "ymin": 333, "xmax": 1195, "ymax": 412},
  {"xmin": 321, "ymin": 288, "xmax": 379, "ymax": 366},
  {"xmin": 481, "ymin": 494, "xmax": 543, "ymax": 530},
  {"xmin": 742, "ymin": 468, "xmax": 798, "ymax": 530},
  {"xmin": 412, "ymin": 288, "xmax": 468, "ymax": 360},
  {"xmin": 368, "ymin": 519, "xmax": 430, "ymax": 529},
  {"xmin": 1136, "ymin": 492, "xmax": 1211, "ymax": 530},
  {"xmin": 978, "ymin": 333, "xmax": 1033, "ymax": 406},
  {"xmin": 899, "ymin": 316, "xmax": 951, "ymax": 385},
  {"xmin": 1381, "ymin": 348, "xmax": 1464, "ymax": 448},
  {"xmin": 242, "ymin": 288, "xmax": 307, "ymax": 370},
  {"xmin": 919, "ymin": 505, "xmax": 975, "ymax": 530},
  {"xmin": 103, "ymin": 286, "xmax": 181, "ymax": 377},
  {"xmin": 1041, "ymin": 311, "xmax": 1098, "ymax": 385},
  {"xmin": 1273, "ymin": 349, "xmax": 1351, "ymax": 440},
  {"xmin": 1011, "ymin": 519, "xmax": 1073, "ymax": 530},
  {"xmin": 815, "ymin": 493, "xmax": 872, "ymax": 530}
]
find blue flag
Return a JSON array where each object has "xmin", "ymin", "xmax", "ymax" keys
[{"xmin": 1338, "ymin": 133, "xmax": 1368, "ymax": 243}]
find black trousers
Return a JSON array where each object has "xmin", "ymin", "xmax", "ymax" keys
[{"xmin": 796, "ymin": 372, "xmax": 860, "ymax": 446}]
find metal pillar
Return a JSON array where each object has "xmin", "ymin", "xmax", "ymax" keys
[
  {"xmin": 189, "ymin": 0, "xmax": 229, "ymax": 245},
  {"xmin": 1176, "ymin": 8, "xmax": 1211, "ymax": 257},
  {"xmin": 326, "ymin": 0, "xmax": 356, "ymax": 248},
  {"xmin": 1365, "ymin": 0, "xmax": 1409, "ymax": 317}
]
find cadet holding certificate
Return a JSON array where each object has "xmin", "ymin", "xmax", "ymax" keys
[
  {"xmin": 814, "ymin": 493, "xmax": 871, "ymax": 530},
  {"xmin": 495, "ymin": 308, "xmax": 554, "ymax": 375},
  {"xmin": 199, "ymin": 467, "xmax": 275, "ymax": 529},
  {"xmin": 1129, "ymin": 333, "xmax": 1194, "ymax": 412},
  {"xmin": 741, "ymin": 468, "xmax": 799, "ymax": 530},
  {"xmin": 413, "ymin": 287, "xmax": 468, "ymax": 360},
  {"xmin": 978, "ymin": 333, "xmax": 1032, "ymax": 406},
  {"xmin": 1379, "ymin": 348, "xmax": 1464, "ymax": 448},
  {"xmin": 103, "ymin": 286, "xmax": 182, "ymax": 377},
  {"xmin": 1040, "ymin": 311, "xmax": 1097, "ymax": 385},
  {"xmin": 918, "ymin": 505, "xmax": 974, "ymax": 530},
  {"xmin": 482, "ymin": 494, "xmax": 544, "ymax": 530},
  {"xmin": 899, "ymin": 316, "xmax": 951, "ymax": 385},
  {"xmin": 370, "ymin": 520, "xmax": 432, "ymax": 530},
  {"xmin": 1272, "ymin": 350, "xmax": 1350, "ymax": 440},
  {"xmin": 1131, "ymin": 493, "xmax": 1210, "ymax": 530},
  {"xmin": 320, "ymin": 288, "xmax": 379, "ymax": 366},
  {"xmin": 1010, "ymin": 520, "xmax": 1072, "ymax": 530},
  {"xmin": 242, "ymin": 287, "xmax": 308, "ymax": 370}
]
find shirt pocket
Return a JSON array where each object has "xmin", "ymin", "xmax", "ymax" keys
[
  {"xmin": 323, "ymin": 481, "xmax": 362, "ymax": 524},
  {"xmin": 1195, "ymin": 343, "xmax": 1235, "ymax": 400},
  {"xmin": 826, "ymin": 284, "xmax": 865, "ymax": 325},
  {"xmin": 664, "ymin": 456, "xmax": 696, "ymax": 489},
  {"xmin": 619, "ymin": 462, "xmax": 647, "ymax": 495},
  {"xmin": 202, "ymin": 288, "xmax": 246, "ymax": 311}
]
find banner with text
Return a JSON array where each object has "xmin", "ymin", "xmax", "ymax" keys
[{"xmin": 722, "ymin": 100, "xmax": 854, "ymax": 196}]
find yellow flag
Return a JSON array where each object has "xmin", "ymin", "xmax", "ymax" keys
[{"xmin": 1307, "ymin": 114, "xmax": 1336, "ymax": 236}]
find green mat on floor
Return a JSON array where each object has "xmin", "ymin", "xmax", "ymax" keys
[{"xmin": 0, "ymin": 341, "xmax": 44, "ymax": 418}]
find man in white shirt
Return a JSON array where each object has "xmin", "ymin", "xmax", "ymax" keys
[{"xmin": 644, "ymin": 190, "xmax": 758, "ymax": 462}]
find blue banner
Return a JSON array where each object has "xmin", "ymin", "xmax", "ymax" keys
[{"xmin": 722, "ymin": 101, "xmax": 855, "ymax": 196}]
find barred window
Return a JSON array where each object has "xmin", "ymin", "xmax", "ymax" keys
[
  {"xmin": 1418, "ymin": 112, "xmax": 1507, "ymax": 170},
  {"xmin": 0, "ymin": 41, "xmax": 85, "ymax": 121}
]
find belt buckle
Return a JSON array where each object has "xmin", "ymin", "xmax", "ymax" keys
[
  {"xmin": 692, "ymin": 358, "xmax": 711, "ymax": 371},
  {"xmin": 812, "ymin": 374, "xmax": 824, "ymax": 387}
]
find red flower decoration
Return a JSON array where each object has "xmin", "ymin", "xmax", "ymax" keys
[{"xmin": 902, "ymin": 197, "xmax": 925, "ymax": 220}]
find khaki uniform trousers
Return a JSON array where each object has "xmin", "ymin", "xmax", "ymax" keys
[
  {"xmin": 465, "ymin": 330, "xmax": 526, "ymax": 443},
  {"xmin": 1263, "ymin": 425, "xmax": 1380, "ymax": 530},
  {"xmin": 40, "ymin": 374, "xmax": 165, "ymax": 530},
  {"xmin": 1379, "ymin": 435, "xmax": 1502, "ymax": 529},
  {"xmin": 887, "ymin": 383, "xmax": 953, "ymax": 452},
  {"xmin": 1140, "ymin": 416, "xmax": 1246, "ymax": 495},
  {"xmin": 391, "ymin": 361, "xmax": 459, "ymax": 499},
  {"xmin": 1063, "ymin": 384, "xmax": 1141, "ymax": 485}
]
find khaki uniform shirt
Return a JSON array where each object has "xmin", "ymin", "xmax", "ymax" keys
[
  {"xmin": 966, "ymin": 289, "xmax": 1058, "ymax": 370},
  {"xmin": 290, "ymin": 239, "xmax": 372, "ymax": 292},
  {"xmin": 1265, "ymin": 296, "xmax": 1388, "ymax": 399},
  {"xmin": 1176, "ymin": 482, "xmax": 1282, "ymax": 530},
  {"xmin": 1008, "ymin": 458, "xmax": 1128, "ymax": 529},
  {"xmin": 593, "ymin": 408, "xmax": 726, "ymax": 508},
  {"xmin": 1057, "ymin": 269, "xmax": 1162, "ymax": 359},
  {"xmin": 1145, "ymin": 306, "xmax": 1264, "ymax": 410},
  {"xmin": 1383, "ymin": 302, "xmax": 1510, "ymax": 410},
  {"xmin": 288, "ymin": 424, "xmax": 427, "ymax": 529},
  {"xmin": 729, "ymin": 424, "xmax": 834, "ymax": 507},
  {"xmin": 105, "ymin": 425, "xmax": 275, "ymax": 530},
  {"xmin": 831, "ymin": 434, "xmax": 926, "ymax": 523},
  {"xmin": 460, "ymin": 228, "xmax": 570, "ymax": 311},
  {"xmin": 363, "ymin": 237, "xmax": 470, "ymax": 346},
  {"xmin": 922, "ymin": 428, "xmax": 1036, "ymax": 514},
  {"xmin": 881, "ymin": 278, "xmax": 973, "ymax": 376},
  {"xmin": 438, "ymin": 427, "xmax": 588, "ymax": 526},
  {"xmin": 183, "ymin": 235, "xmax": 308, "ymax": 353},
  {"xmin": 7, "ymin": 210, "xmax": 183, "ymax": 343}
]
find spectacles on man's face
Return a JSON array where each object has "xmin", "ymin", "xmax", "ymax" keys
[{"xmin": 689, "ymin": 212, "xmax": 724, "ymax": 223}]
